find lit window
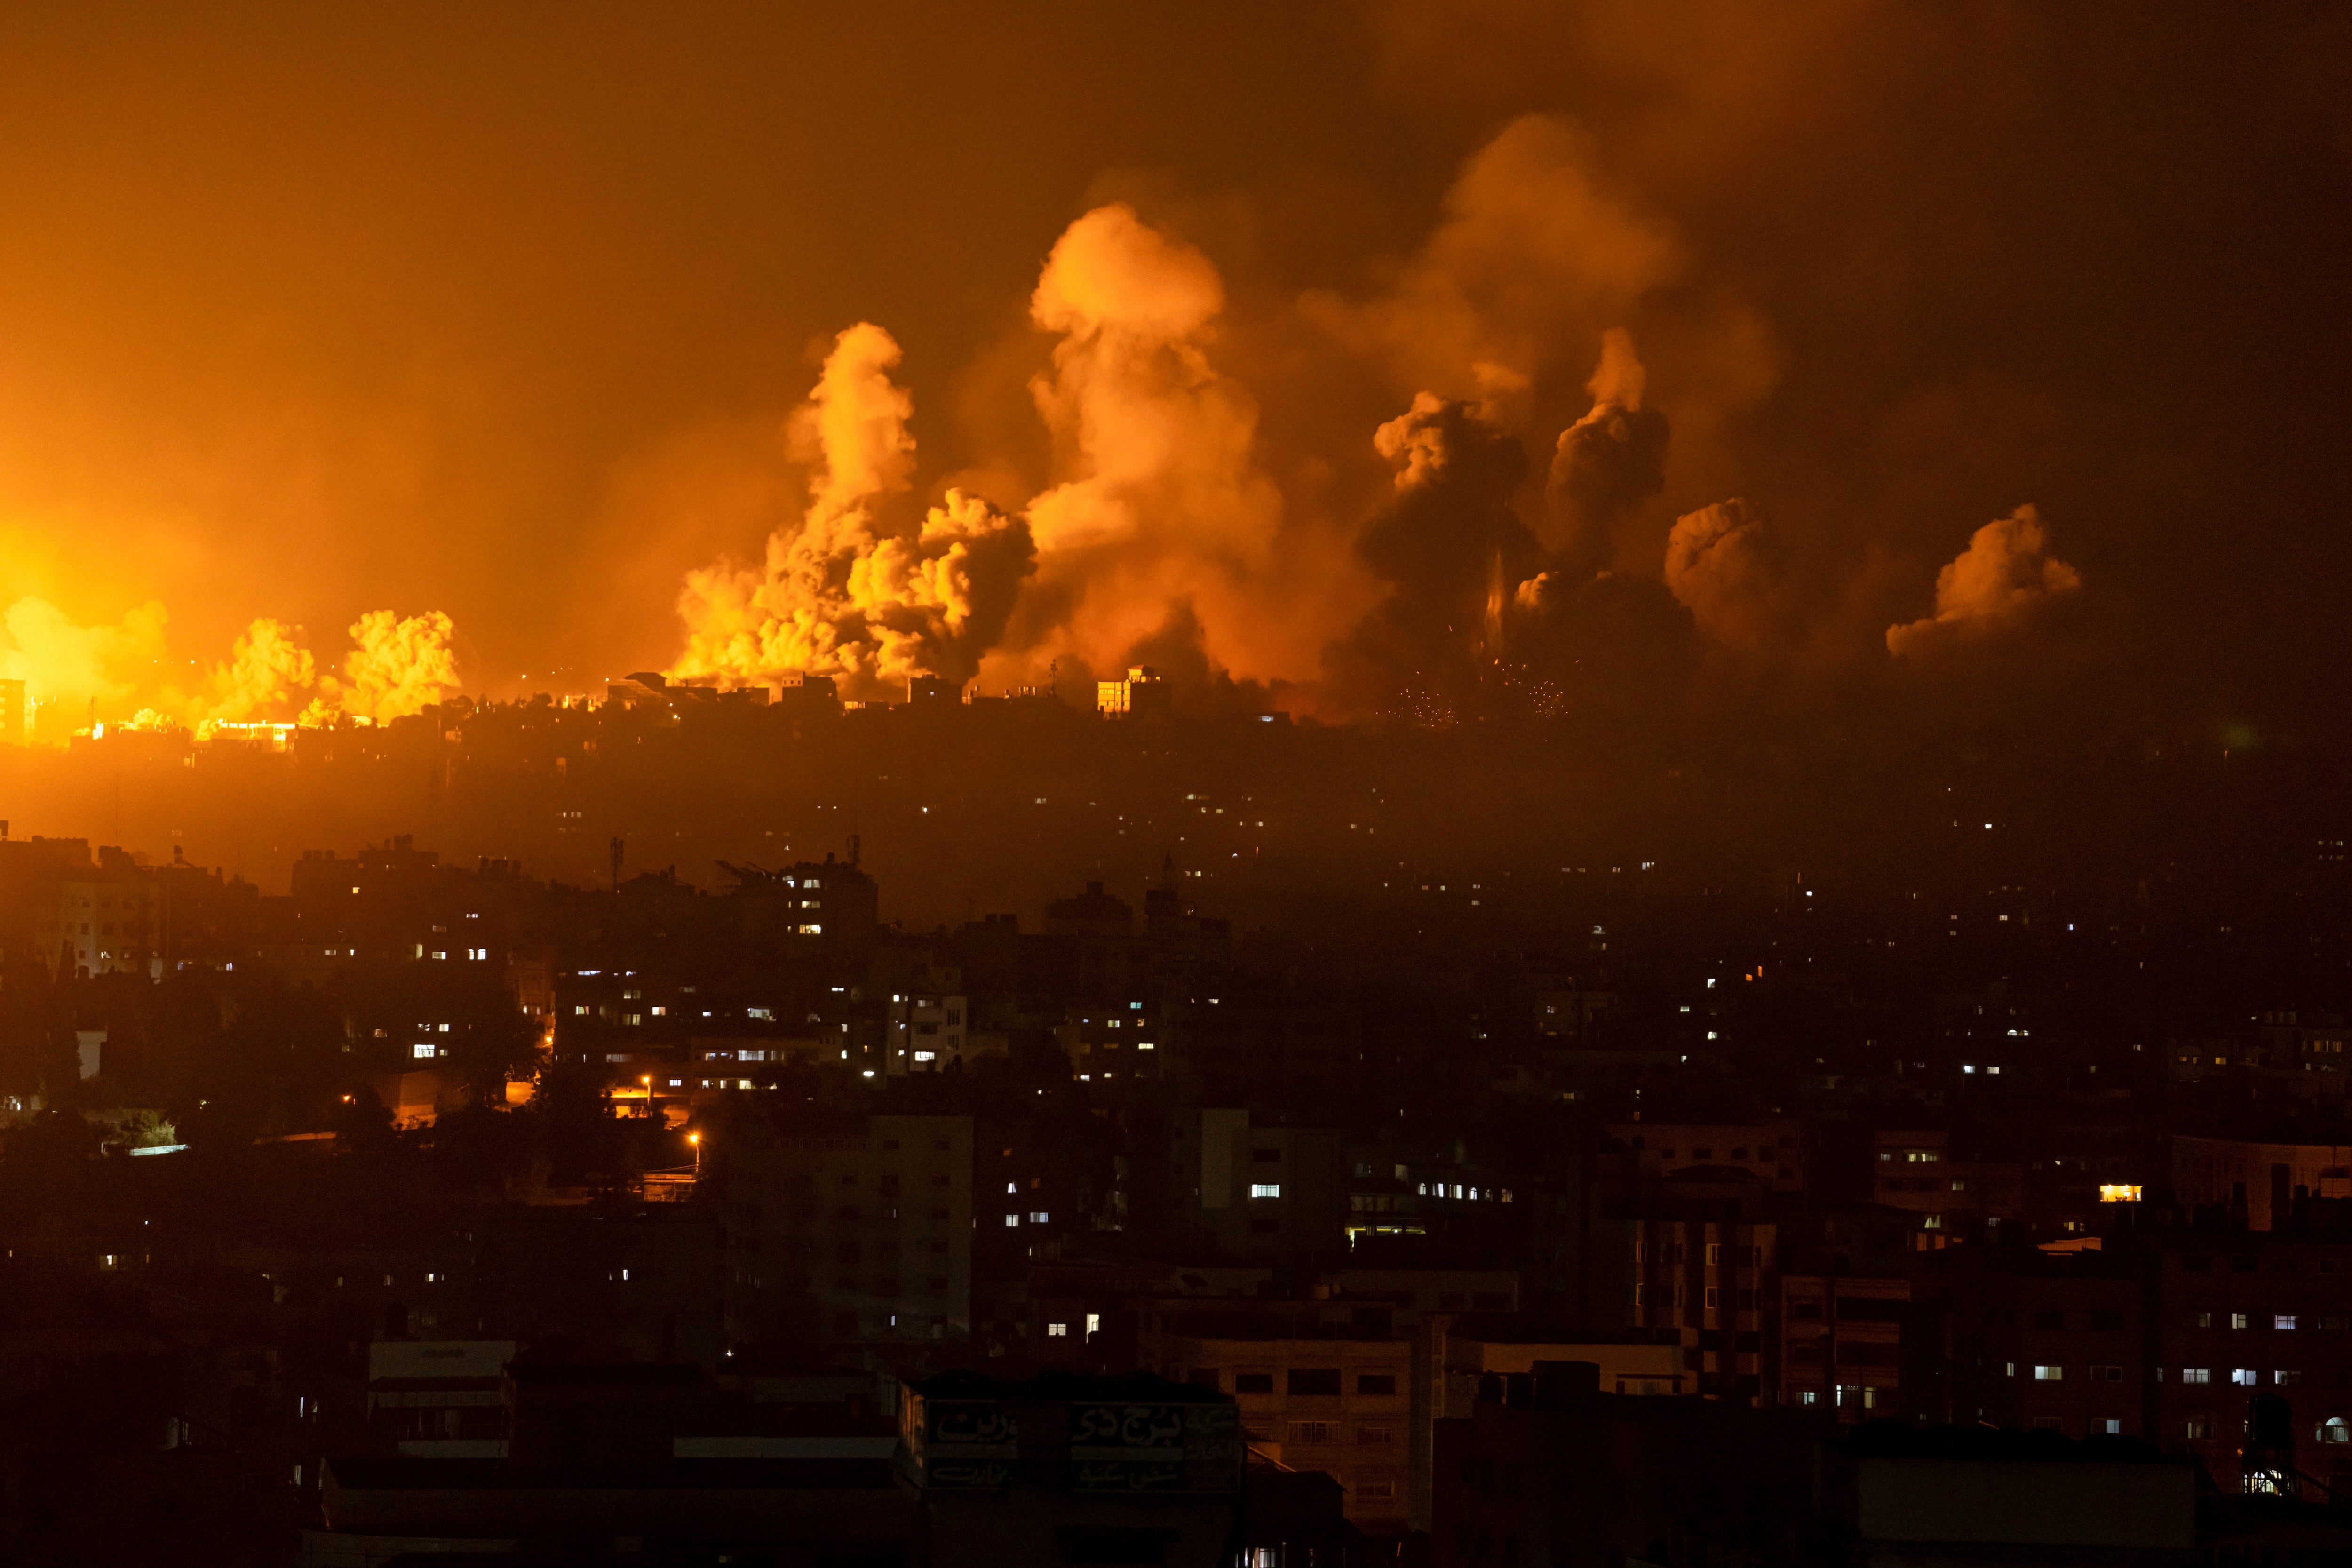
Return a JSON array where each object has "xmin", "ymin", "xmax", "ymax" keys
[
  {"xmin": 1250, "ymin": 1184, "xmax": 1281, "ymax": 1199},
  {"xmin": 1005, "ymin": 1215, "xmax": 1019, "ymax": 1227},
  {"xmin": 2277, "ymin": 1315, "xmax": 2298, "ymax": 1330},
  {"xmin": 413, "ymin": 1043, "xmax": 436, "ymax": 1059},
  {"xmin": 651, "ymin": 1005, "xmax": 666, "ymax": 1017},
  {"xmin": 2182, "ymin": 1368, "xmax": 2211, "ymax": 1383},
  {"xmin": 2232, "ymin": 1313, "xmax": 2251, "ymax": 1329},
  {"xmin": 2232, "ymin": 1368, "xmax": 2257, "ymax": 1386},
  {"xmin": 1029, "ymin": 1211, "xmax": 1049, "ymax": 1224},
  {"xmin": 2033, "ymin": 1365, "xmax": 2063, "ymax": 1381},
  {"xmin": 2277, "ymin": 1369, "xmax": 2303, "ymax": 1385},
  {"xmin": 1086, "ymin": 1313, "xmax": 1101, "ymax": 1335},
  {"xmin": 1047, "ymin": 1323, "xmax": 1068, "ymax": 1337}
]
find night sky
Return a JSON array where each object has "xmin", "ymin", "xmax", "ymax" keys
[{"xmin": 0, "ymin": 2, "xmax": 2344, "ymax": 730}]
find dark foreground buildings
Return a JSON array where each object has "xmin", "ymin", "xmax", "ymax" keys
[{"xmin": 6, "ymin": 688, "xmax": 2352, "ymax": 1563}]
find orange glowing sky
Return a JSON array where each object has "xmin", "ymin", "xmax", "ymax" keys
[{"xmin": 0, "ymin": 2, "xmax": 2345, "ymax": 726}]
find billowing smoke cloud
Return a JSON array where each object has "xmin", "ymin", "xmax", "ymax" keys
[
  {"xmin": 1327, "ymin": 392, "xmax": 1537, "ymax": 713},
  {"xmin": 324, "ymin": 610, "xmax": 462, "ymax": 721},
  {"xmin": 1886, "ymin": 505, "xmax": 2081, "ymax": 655},
  {"xmin": 670, "ymin": 323, "xmax": 1035, "ymax": 695},
  {"xmin": 1009, "ymin": 205, "xmax": 1332, "ymax": 688},
  {"xmin": 1304, "ymin": 116, "xmax": 1680, "ymax": 408},
  {"xmin": 201, "ymin": 617, "xmax": 318, "ymax": 724},
  {"xmin": 1546, "ymin": 329, "xmax": 1670, "ymax": 579},
  {"xmin": 1665, "ymin": 498, "xmax": 1788, "ymax": 649},
  {"xmin": 0, "ymin": 597, "xmax": 460, "ymax": 738}
]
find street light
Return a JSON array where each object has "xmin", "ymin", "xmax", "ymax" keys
[{"xmin": 688, "ymin": 1131, "xmax": 702, "ymax": 1176}]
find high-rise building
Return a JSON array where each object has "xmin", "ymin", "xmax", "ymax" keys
[
  {"xmin": 1096, "ymin": 665, "xmax": 1169, "ymax": 718},
  {"xmin": 715, "ymin": 1112, "xmax": 973, "ymax": 1344}
]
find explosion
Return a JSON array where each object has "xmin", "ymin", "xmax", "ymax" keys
[
  {"xmin": 0, "ymin": 599, "xmax": 462, "ymax": 741},
  {"xmin": 669, "ymin": 323, "xmax": 1035, "ymax": 696}
]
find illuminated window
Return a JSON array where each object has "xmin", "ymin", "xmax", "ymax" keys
[
  {"xmin": 2277, "ymin": 1369, "xmax": 2303, "ymax": 1385},
  {"xmin": 1028, "ymin": 1211, "xmax": 1049, "ymax": 1224},
  {"xmin": 1086, "ymin": 1313, "xmax": 1101, "ymax": 1335},
  {"xmin": 2182, "ymin": 1368, "xmax": 2211, "ymax": 1383},
  {"xmin": 2185, "ymin": 1416, "xmax": 2209, "ymax": 1440},
  {"xmin": 2232, "ymin": 1313, "xmax": 2251, "ymax": 1330},
  {"xmin": 2276, "ymin": 1315, "xmax": 2298, "ymax": 1330},
  {"xmin": 1047, "ymin": 1323, "xmax": 1068, "ymax": 1337},
  {"xmin": 2232, "ymin": 1368, "xmax": 2257, "ymax": 1385},
  {"xmin": 413, "ymin": 1043, "xmax": 436, "ymax": 1059},
  {"xmin": 2033, "ymin": 1365, "xmax": 2063, "ymax": 1381},
  {"xmin": 1250, "ymin": 1184, "xmax": 1281, "ymax": 1199},
  {"xmin": 1005, "ymin": 1215, "xmax": 1019, "ymax": 1227}
]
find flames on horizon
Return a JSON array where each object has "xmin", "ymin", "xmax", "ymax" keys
[{"xmin": 0, "ymin": 120, "xmax": 2083, "ymax": 737}]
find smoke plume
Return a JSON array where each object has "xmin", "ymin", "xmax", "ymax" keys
[
  {"xmin": 1665, "ymin": 498, "xmax": 1788, "ymax": 649},
  {"xmin": 1546, "ymin": 329, "xmax": 1669, "ymax": 579},
  {"xmin": 1328, "ymin": 393, "xmax": 1537, "ymax": 711},
  {"xmin": 670, "ymin": 323, "xmax": 1035, "ymax": 695},
  {"xmin": 1885, "ymin": 505, "xmax": 2082, "ymax": 655},
  {"xmin": 0, "ymin": 597, "xmax": 170, "ymax": 731},
  {"xmin": 0, "ymin": 598, "xmax": 461, "ymax": 737},
  {"xmin": 200, "ymin": 618, "xmax": 318, "ymax": 724},
  {"xmin": 1009, "ymin": 205, "xmax": 1320, "ymax": 688},
  {"xmin": 1304, "ymin": 116, "xmax": 1680, "ymax": 408},
  {"xmin": 325, "ymin": 610, "xmax": 462, "ymax": 721}
]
